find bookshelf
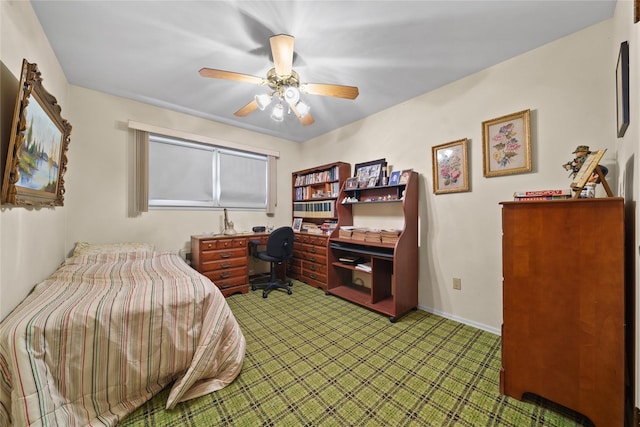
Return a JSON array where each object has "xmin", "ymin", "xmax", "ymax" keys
[
  {"xmin": 291, "ymin": 162, "xmax": 351, "ymax": 227},
  {"xmin": 327, "ymin": 171, "xmax": 418, "ymax": 322},
  {"xmin": 290, "ymin": 162, "xmax": 351, "ymax": 291}
]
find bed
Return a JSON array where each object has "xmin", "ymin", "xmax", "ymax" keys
[{"xmin": 0, "ymin": 244, "xmax": 246, "ymax": 426}]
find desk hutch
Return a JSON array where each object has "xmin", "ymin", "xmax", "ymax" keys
[{"xmin": 327, "ymin": 170, "xmax": 418, "ymax": 322}]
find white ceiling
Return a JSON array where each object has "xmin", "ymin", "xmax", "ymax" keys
[{"xmin": 31, "ymin": 1, "xmax": 616, "ymax": 143}]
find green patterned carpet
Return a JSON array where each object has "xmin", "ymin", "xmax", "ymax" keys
[{"xmin": 120, "ymin": 282, "xmax": 592, "ymax": 426}]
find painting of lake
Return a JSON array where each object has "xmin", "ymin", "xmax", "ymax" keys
[{"xmin": 17, "ymin": 94, "xmax": 62, "ymax": 193}]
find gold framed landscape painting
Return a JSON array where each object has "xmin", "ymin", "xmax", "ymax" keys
[
  {"xmin": 482, "ymin": 109, "xmax": 531, "ymax": 177},
  {"xmin": 1, "ymin": 59, "xmax": 72, "ymax": 207},
  {"xmin": 432, "ymin": 138, "xmax": 469, "ymax": 194}
]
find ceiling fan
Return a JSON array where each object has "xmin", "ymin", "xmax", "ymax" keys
[{"xmin": 199, "ymin": 34, "xmax": 359, "ymax": 126}]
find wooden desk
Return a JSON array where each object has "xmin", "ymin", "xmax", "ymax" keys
[{"xmin": 191, "ymin": 232, "xmax": 271, "ymax": 297}]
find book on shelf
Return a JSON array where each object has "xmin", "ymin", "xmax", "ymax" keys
[
  {"xmin": 513, "ymin": 194, "xmax": 572, "ymax": 201},
  {"xmin": 513, "ymin": 189, "xmax": 572, "ymax": 197},
  {"xmin": 338, "ymin": 255, "xmax": 362, "ymax": 265},
  {"xmin": 351, "ymin": 228, "xmax": 368, "ymax": 241},
  {"xmin": 355, "ymin": 262, "xmax": 372, "ymax": 272},
  {"xmin": 380, "ymin": 229, "xmax": 402, "ymax": 244},
  {"xmin": 364, "ymin": 229, "xmax": 382, "ymax": 243}
]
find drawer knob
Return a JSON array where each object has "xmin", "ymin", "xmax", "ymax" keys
[
  {"xmin": 220, "ymin": 253, "xmax": 232, "ymax": 258},
  {"xmin": 207, "ymin": 243, "xmax": 212, "ymax": 248},
  {"xmin": 220, "ymin": 272, "xmax": 231, "ymax": 279},
  {"xmin": 221, "ymin": 263, "xmax": 232, "ymax": 268}
]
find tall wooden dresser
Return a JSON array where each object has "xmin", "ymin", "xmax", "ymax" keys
[{"xmin": 500, "ymin": 198, "xmax": 625, "ymax": 427}]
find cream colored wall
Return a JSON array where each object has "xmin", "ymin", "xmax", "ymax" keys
[
  {"xmin": 301, "ymin": 20, "xmax": 616, "ymax": 334},
  {"xmin": 611, "ymin": 0, "xmax": 639, "ymax": 412},
  {"xmin": 63, "ymin": 86, "xmax": 300, "ymax": 256},
  {"xmin": 0, "ymin": 1, "xmax": 70, "ymax": 318}
]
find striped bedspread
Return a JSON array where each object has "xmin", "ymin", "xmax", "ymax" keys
[{"xmin": 0, "ymin": 251, "xmax": 246, "ymax": 426}]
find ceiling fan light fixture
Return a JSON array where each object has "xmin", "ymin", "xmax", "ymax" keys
[
  {"xmin": 283, "ymin": 86, "xmax": 300, "ymax": 105},
  {"xmin": 271, "ymin": 103, "xmax": 284, "ymax": 122},
  {"xmin": 255, "ymin": 93, "xmax": 272, "ymax": 110},
  {"xmin": 296, "ymin": 101, "xmax": 310, "ymax": 117}
]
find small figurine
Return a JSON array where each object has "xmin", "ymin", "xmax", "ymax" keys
[{"xmin": 562, "ymin": 145, "xmax": 591, "ymax": 178}]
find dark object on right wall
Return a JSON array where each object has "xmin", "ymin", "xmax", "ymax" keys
[{"xmin": 616, "ymin": 41, "xmax": 629, "ymax": 138}]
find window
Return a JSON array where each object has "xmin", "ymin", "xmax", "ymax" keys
[{"xmin": 148, "ymin": 134, "xmax": 268, "ymax": 209}]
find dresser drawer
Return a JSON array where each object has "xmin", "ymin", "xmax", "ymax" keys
[
  {"xmin": 302, "ymin": 260, "xmax": 326, "ymax": 275},
  {"xmin": 210, "ymin": 276, "xmax": 248, "ymax": 292},
  {"xmin": 202, "ymin": 266, "xmax": 247, "ymax": 282},
  {"xmin": 301, "ymin": 270, "xmax": 327, "ymax": 289},
  {"xmin": 199, "ymin": 238, "xmax": 248, "ymax": 251},
  {"xmin": 201, "ymin": 257, "xmax": 247, "ymax": 272},
  {"xmin": 200, "ymin": 247, "xmax": 246, "ymax": 262}
]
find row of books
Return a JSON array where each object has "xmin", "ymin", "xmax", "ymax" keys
[
  {"xmin": 293, "ymin": 201, "xmax": 335, "ymax": 217},
  {"xmin": 294, "ymin": 182, "xmax": 341, "ymax": 201},
  {"xmin": 513, "ymin": 188, "xmax": 572, "ymax": 202},
  {"xmin": 338, "ymin": 226, "xmax": 401, "ymax": 243},
  {"xmin": 294, "ymin": 166, "xmax": 342, "ymax": 187}
]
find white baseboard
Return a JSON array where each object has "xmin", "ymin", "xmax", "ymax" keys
[{"xmin": 418, "ymin": 304, "xmax": 501, "ymax": 336}]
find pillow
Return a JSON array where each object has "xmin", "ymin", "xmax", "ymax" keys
[{"xmin": 72, "ymin": 242, "xmax": 155, "ymax": 257}]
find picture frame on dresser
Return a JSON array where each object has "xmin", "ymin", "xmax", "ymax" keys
[
  {"xmin": 482, "ymin": 109, "xmax": 531, "ymax": 178},
  {"xmin": 2, "ymin": 59, "xmax": 72, "ymax": 207},
  {"xmin": 292, "ymin": 217, "xmax": 303, "ymax": 232},
  {"xmin": 432, "ymin": 138, "xmax": 469, "ymax": 194}
]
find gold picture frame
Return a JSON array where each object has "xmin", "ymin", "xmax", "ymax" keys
[
  {"xmin": 482, "ymin": 109, "xmax": 531, "ymax": 178},
  {"xmin": 1, "ymin": 59, "xmax": 72, "ymax": 207},
  {"xmin": 432, "ymin": 138, "xmax": 469, "ymax": 194}
]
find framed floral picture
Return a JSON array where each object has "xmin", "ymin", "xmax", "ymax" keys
[
  {"xmin": 482, "ymin": 109, "xmax": 531, "ymax": 177},
  {"xmin": 432, "ymin": 139, "xmax": 469, "ymax": 194}
]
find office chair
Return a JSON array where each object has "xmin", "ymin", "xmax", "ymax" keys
[{"xmin": 249, "ymin": 226, "xmax": 294, "ymax": 298}]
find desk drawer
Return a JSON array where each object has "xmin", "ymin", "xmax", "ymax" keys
[
  {"xmin": 202, "ymin": 266, "xmax": 247, "ymax": 282},
  {"xmin": 201, "ymin": 257, "xmax": 247, "ymax": 272},
  {"xmin": 211, "ymin": 276, "xmax": 248, "ymax": 291},
  {"xmin": 200, "ymin": 247, "xmax": 246, "ymax": 262},
  {"xmin": 301, "ymin": 270, "xmax": 327, "ymax": 289},
  {"xmin": 199, "ymin": 238, "xmax": 248, "ymax": 251},
  {"xmin": 302, "ymin": 260, "xmax": 326, "ymax": 275}
]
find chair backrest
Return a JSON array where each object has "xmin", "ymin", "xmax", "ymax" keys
[{"xmin": 266, "ymin": 226, "xmax": 294, "ymax": 261}]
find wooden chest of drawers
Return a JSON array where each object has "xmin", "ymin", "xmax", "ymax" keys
[
  {"xmin": 291, "ymin": 233, "xmax": 329, "ymax": 290},
  {"xmin": 191, "ymin": 235, "xmax": 250, "ymax": 297}
]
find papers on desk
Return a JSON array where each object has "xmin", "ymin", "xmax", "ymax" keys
[{"xmin": 355, "ymin": 262, "xmax": 372, "ymax": 273}]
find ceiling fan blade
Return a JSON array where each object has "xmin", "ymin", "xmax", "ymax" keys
[
  {"xmin": 300, "ymin": 83, "xmax": 359, "ymax": 100},
  {"xmin": 199, "ymin": 68, "xmax": 264, "ymax": 85},
  {"xmin": 234, "ymin": 99, "xmax": 258, "ymax": 117},
  {"xmin": 291, "ymin": 104, "xmax": 315, "ymax": 126},
  {"xmin": 298, "ymin": 112, "xmax": 315, "ymax": 126},
  {"xmin": 270, "ymin": 34, "xmax": 294, "ymax": 77}
]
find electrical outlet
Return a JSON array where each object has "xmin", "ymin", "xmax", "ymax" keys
[{"xmin": 453, "ymin": 277, "xmax": 462, "ymax": 290}]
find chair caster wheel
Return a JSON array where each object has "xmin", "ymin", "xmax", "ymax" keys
[
  {"xmin": 262, "ymin": 292, "xmax": 268, "ymax": 298},
  {"xmin": 287, "ymin": 288, "xmax": 292, "ymax": 295},
  {"xmin": 251, "ymin": 285, "xmax": 256, "ymax": 291}
]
